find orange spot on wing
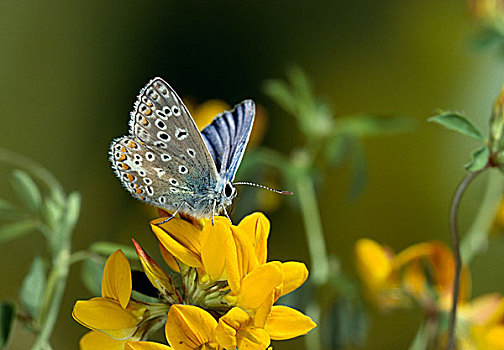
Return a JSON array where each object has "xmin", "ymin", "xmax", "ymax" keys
[
  {"xmin": 121, "ymin": 163, "xmax": 130, "ymax": 170},
  {"xmin": 145, "ymin": 108, "xmax": 152, "ymax": 116},
  {"xmin": 136, "ymin": 188, "xmax": 143, "ymax": 194},
  {"xmin": 127, "ymin": 174, "xmax": 134, "ymax": 181},
  {"xmin": 118, "ymin": 153, "xmax": 126, "ymax": 161},
  {"xmin": 128, "ymin": 141, "xmax": 137, "ymax": 149},
  {"xmin": 147, "ymin": 101, "xmax": 153, "ymax": 107}
]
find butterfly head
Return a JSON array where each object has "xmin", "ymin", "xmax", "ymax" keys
[{"xmin": 219, "ymin": 181, "xmax": 237, "ymax": 208}]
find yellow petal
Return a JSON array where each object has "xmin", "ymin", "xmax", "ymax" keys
[
  {"xmin": 279, "ymin": 262, "xmax": 308, "ymax": 297},
  {"xmin": 238, "ymin": 212, "xmax": 270, "ymax": 265},
  {"xmin": 159, "ymin": 242, "xmax": 180, "ymax": 273},
  {"xmin": 126, "ymin": 341, "xmax": 173, "ymax": 350},
  {"xmin": 235, "ymin": 262, "xmax": 283, "ymax": 310},
  {"xmin": 215, "ymin": 308, "xmax": 251, "ymax": 350},
  {"xmin": 231, "ymin": 225, "xmax": 259, "ymax": 277},
  {"xmin": 102, "ymin": 250, "xmax": 132, "ymax": 309},
  {"xmin": 216, "ymin": 308, "xmax": 270, "ymax": 350},
  {"xmin": 151, "ymin": 220, "xmax": 202, "ymax": 268},
  {"xmin": 201, "ymin": 220, "xmax": 229, "ymax": 281},
  {"xmin": 265, "ymin": 306, "xmax": 317, "ymax": 340},
  {"xmin": 238, "ymin": 327, "xmax": 270, "ymax": 350},
  {"xmin": 73, "ymin": 298, "xmax": 145, "ymax": 340},
  {"xmin": 165, "ymin": 305, "xmax": 217, "ymax": 350},
  {"xmin": 132, "ymin": 239, "xmax": 177, "ymax": 299},
  {"xmin": 355, "ymin": 239, "xmax": 393, "ymax": 289},
  {"xmin": 483, "ymin": 326, "xmax": 504, "ymax": 349},
  {"xmin": 254, "ymin": 292, "xmax": 274, "ymax": 328},
  {"xmin": 80, "ymin": 331, "xmax": 128, "ymax": 350}
]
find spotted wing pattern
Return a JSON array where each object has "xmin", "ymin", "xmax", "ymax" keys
[
  {"xmin": 109, "ymin": 78, "xmax": 219, "ymax": 215},
  {"xmin": 200, "ymin": 100, "xmax": 255, "ymax": 182}
]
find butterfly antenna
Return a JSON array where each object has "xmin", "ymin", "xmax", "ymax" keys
[{"xmin": 233, "ymin": 182, "xmax": 293, "ymax": 195}]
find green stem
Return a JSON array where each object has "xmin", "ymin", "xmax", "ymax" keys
[
  {"xmin": 461, "ymin": 169, "xmax": 504, "ymax": 263},
  {"xmin": 296, "ymin": 173, "xmax": 329, "ymax": 284},
  {"xmin": 31, "ymin": 248, "xmax": 70, "ymax": 350},
  {"xmin": 295, "ymin": 167, "xmax": 329, "ymax": 350},
  {"xmin": 447, "ymin": 169, "xmax": 485, "ymax": 350}
]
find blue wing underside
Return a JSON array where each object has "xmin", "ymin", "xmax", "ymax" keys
[{"xmin": 201, "ymin": 100, "xmax": 255, "ymax": 182}]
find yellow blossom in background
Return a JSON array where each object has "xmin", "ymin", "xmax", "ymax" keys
[
  {"xmin": 471, "ymin": 296, "xmax": 504, "ymax": 350},
  {"xmin": 355, "ymin": 238, "xmax": 405, "ymax": 309},
  {"xmin": 355, "ymin": 239, "xmax": 470, "ymax": 311}
]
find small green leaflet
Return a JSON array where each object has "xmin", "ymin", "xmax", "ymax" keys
[{"xmin": 428, "ymin": 111, "xmax": 484, "ymax": 141}]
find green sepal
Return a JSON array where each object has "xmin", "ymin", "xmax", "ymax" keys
[
  {"xmin": 89, "ymin": 241, "xmax": 138, "ymax": 261},
  {"xmin": 428, "ymin": 111, "xmax": 484, "ymax": 141},
  {"xmin": 407, "ymin": 324, "xmax": 428, "ymax": 350},
  {"xmin": 0, "ymin": 302, "xmax": 15, "ymax": 349},
  {"xmin": 11, "ymin": 170, "xmax": 42, "ymax": 214},
  {"xmin": 20, "ymin": 256, "xmax": 47, "ymax": 320},
  {"xmin": 465, "ymin": 145, "xmax": 490, "ymax": 172},
  {"xmin": 81, "ymin": 257, "xmax": 105, "ymax": 296},
  {"xmin": 0, "ymin": 221, "xmax": 39, "ymax": 245}
]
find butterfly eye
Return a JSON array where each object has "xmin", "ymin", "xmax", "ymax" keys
[{"xmin": 224, "ymin": 183, "xmax": 234, "ymax": 198}]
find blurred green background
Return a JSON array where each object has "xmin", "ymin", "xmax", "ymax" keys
[{"xmin": 1, "ymin": 0, "xmax": 504, "ymax": 349}]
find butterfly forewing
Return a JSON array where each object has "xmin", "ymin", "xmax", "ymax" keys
[{"xmin": 110, "ymin": 78, "xmax": 219, "ymax": 212}]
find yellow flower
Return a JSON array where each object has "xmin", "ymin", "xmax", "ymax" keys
[
  {"xmin": 355, "ymin": 239, "xmax": 470, "ymax": 311},
  {"xmin": 396, "ymin": 241, "xmax": 471, "ymax": 311},
  {"xmin": 355, "ymin": 238, "xmax": 405, "ymax": 309},
  {"xmin": 471, "ymin": 295, "xmax": 504, "ymax": 350},
  {"xmin": 75, "ymin": 212, "xmax": 315, "ymax": 350},
  {"xmin": 73, "ymin": 250, "xmax": 168, "ymax": 349}
]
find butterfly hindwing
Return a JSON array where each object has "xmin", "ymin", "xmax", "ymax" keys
[{"xmin": 201, "ymin": 100, "xmax": 255, "ymax": 181}]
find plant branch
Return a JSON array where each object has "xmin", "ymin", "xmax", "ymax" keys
[{"xmin": 447, "ymin": 168, "xmax": 486, "ymax": 350}]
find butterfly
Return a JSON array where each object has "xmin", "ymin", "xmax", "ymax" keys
[{"xmin": 110, "ymin": 77, "xmax": 288, "ymax": 222}]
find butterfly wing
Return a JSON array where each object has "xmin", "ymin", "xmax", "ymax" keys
[
  {"xmin": 200, "ymin": 100, "xmax": 255, "ymax": 182},
  {"xmin": 110, "ymin": 78, "xmax": 220, "ymax": 217}
]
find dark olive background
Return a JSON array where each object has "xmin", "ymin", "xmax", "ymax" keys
[{"xmin": 1, "ymin": 1, "xmax": 504, "ymax": 349}]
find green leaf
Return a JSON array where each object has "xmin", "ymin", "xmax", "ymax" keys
[
  {"xmin": 0, "ymin": 302, "xmax": 15, "ymax": 349},
  {"xmin": 0, "ymin": 198, "xmax": 23, "ymax": 220},
  {"xmin": 41, "ymin": 195, "xmax": 63, "ymax": 230},
  {"xmin": 334, "ymin": 115, "xmax": 415, "ymax": 137},
  {"xmin": 11, "ymin": 170, "xmax": 42, "ymax": 213},
  {"xmin": 325, "ymin": 135, "xmax": 350, "ymax": 168},
  {"xmin": 465, "ymin": 145, "xmax": 490, "ymax": 172},
  {"xmin": 428, "ymin": 111, "xmax": 484, "ymax": 141},
  {"xmin": 0, "ymin": 221, "xmax": 39, "ymax": 245},
  {"xmin": 263, "ymin": 79, "xmax": 297, "ymax": 116},
  {"xmin": 90, "ymin": 241, "xmax": 138, "ymax": 261},
  {"xmin": 81, "ymin": 257, "xmax": 105, "ymax": 296},
  {"xmin": 408, "ymin": 324, "xmax": 428, "ymax": 350},
  {"xmin": 59, "ymin": 192, "xmax": 81, "ymax": 239},
  {"xmin": 20, "ymin": 257, "xmax": 46, "ymax": 320}
]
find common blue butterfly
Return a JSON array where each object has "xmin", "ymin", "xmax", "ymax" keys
[{"xmin": 110, "ymin": 77, "xmax": 284, "ymax": 222}]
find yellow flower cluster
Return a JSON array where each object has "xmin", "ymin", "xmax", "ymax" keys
[
  {"xmin": 355, "ymin": 238, "xmax": 504, "ymax": 349},
  {"xmin": 73, "ymin": 213, "xmax": 316, "ymax": 350}
]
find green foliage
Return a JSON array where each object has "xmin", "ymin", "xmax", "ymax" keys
[
  {"xmin": 0, "ymin": 221, "xmax": 39, "ymax": 245},
  {"xmin": 11, "ymin": 170, "xmax": 42, "ymax": 214},
  {"xmin": 90, "ymin": 241, "xmax": 138, "ymax": 261},
  {"xmin": 0, "ymin": 302, "xmax": 15, "ymax": 350},
  {"xmin": 465, "ymin": 145, "xmax": 490, "ymax": 171},
  {"xmin": 408, "ymin": 325, "xmax": 428, "ymax": 350},
  {"xmin": 81, "ymin": 257, "xmax": 104, "ymax": 296},
  {"xmin": 20, "ymin": 257, "xmax": 47, "ymax": 321},
  {"xmin": 428, "ymin": 111, "xmax": 484, "ymax": 141}
]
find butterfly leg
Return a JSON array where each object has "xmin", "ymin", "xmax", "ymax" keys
[
  {"xmin": 211, "ymin": 200, "xmax": 217, "ymax": 225},
  {"xmin": 221, "ymin": 205, "xmax": 233, "ymax": 224},
  {"xmin": 155, "ymin": 202, "xmax": 186, "ymax": 225}
]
